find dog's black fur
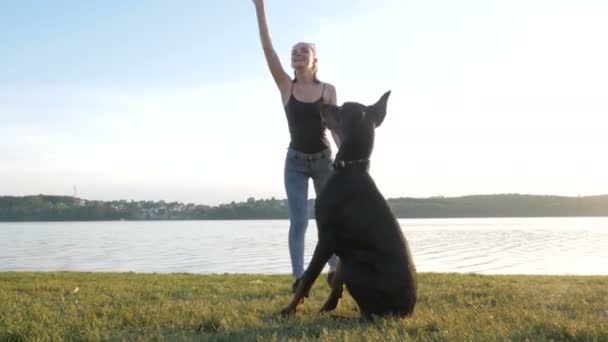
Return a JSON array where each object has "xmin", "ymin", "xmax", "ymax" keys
[{"xmin": 280, "ymin": 91, "xmax": 417, "ymax": 319}]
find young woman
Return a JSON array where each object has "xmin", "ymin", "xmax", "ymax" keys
[{"xmin": 252, "ymin": 0, "xmax": 339, "ymax": 292}]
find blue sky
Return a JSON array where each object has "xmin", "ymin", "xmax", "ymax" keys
[{"xmin": 2, "ymin": 0, "xmax": 607, "ymax": 205}]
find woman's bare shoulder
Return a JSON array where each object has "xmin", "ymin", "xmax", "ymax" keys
[
  {"xmin": 323, "ymin": 82, "xmax": 336, "ymax": 91},
  {"xmin": 322, "ymin": 82, "xmax": 337, "ymax": 104}
]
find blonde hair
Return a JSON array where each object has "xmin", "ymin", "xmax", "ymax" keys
[{"xmin": 292, "ymin": 42, "xmax": 319, "ymax": 83}]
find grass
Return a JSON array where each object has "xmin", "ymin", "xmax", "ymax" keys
[{"xmin": 0, "ymin": 272, "xmax": 606, "ymax": 341}]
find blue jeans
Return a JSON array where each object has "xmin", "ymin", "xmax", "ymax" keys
[{"xmin": 284, "ymin": 147, "xmax": 338, "ymax": 279}]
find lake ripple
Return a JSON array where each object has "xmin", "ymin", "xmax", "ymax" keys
[{"xmin": 1, "ymin": 217, "xmax": 606, "ymax": 275}]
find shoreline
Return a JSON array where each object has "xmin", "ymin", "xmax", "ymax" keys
[{"xmin": 2, "ymin": 215, "xmax": 608, "ymax": 223}]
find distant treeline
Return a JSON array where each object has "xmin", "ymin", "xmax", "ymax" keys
[{"xmin": 0, "ymin": 194, "xmax": 607, "ymax": 222}]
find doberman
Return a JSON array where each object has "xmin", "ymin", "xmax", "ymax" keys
[{"xmin": 280, "ymin": 91, "xmax": 417, "ymax": 320}]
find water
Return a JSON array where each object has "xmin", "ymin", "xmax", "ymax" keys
[{"xmin": 1, "ymin": 217, "xmax": 606, "ymax": 275}]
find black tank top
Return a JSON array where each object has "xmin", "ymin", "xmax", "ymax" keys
[{"xmin": 284, "ymin": 82, "xmax": 330, "ymax": 153}]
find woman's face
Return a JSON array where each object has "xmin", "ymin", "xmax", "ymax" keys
[{"xmin": 291, "ymin": 43, "xmax": 316, "ymax": 70}]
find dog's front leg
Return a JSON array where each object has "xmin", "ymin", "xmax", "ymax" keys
[
  {"xmin": 320, "ymin": 258, "xmax": 344, "ymax": 312},
  {"xmin": 280, "ymin": 232, "xmax": 336, "ymax": 316}
]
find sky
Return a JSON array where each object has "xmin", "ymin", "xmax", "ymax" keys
[{"xmin": 1, "ymin": 0, "xmax": 607, "ymax": 205}]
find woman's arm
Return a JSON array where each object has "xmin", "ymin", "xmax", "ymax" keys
[
  {"xmin": 253, "ymin": 0, "xmax": 292, "ymax": 98},
  {"xmin": 324, "ymin": 84, "xmax": 341, "ymax": 147}
]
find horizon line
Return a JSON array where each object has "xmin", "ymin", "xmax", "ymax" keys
[{"xmin": 3, "ymin": 192, "xmax": 607, "ymax": 206}]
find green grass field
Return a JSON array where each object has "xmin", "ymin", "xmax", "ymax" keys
[{"xmin": 0, "ymin": 272, "xmax": 606, "ymax": 341}]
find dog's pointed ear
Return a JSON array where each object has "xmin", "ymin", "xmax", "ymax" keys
[{"xmin": 367, "ymin": 90, "xmax": 391, "ymax": 127}]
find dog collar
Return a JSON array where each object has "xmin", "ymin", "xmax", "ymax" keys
[{"xmin": 331, "ymin": 158, "xmax": 370, "ymax": 170}]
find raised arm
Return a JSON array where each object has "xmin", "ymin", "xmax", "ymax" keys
[{"xmin": 253, "ymin": 0, "xmax": 292, "ymax": 99}]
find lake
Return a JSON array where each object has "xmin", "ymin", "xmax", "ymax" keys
[{"xmin": 1, "ymin": 217, "xmax": 606, "ymax": 275}]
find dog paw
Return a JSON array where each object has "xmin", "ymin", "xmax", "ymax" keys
[
  {"xmin": 320, "ymin": 299, "xmax": 339, "ymax": 313},
  {"xmin": 280, "ymin": 306, "xmax": 296, "ymax": 317}
]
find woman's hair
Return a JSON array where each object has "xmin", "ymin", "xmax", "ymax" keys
[{"xmin": 292, "ymin": 42, "xmax": 320, "ymax": 83}]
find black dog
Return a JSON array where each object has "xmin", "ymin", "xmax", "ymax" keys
[{"xmin": 280, "ymin": 91, "xmax": 417, "ymax": 319}]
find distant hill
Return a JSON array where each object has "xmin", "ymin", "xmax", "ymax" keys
[
  {"xmin": 0, "ymin": 194, "xmax": 607, "ymax": 222},
  {"xmin": 387, "ymin": 194, "xmax": 608, "ymax": 218}
]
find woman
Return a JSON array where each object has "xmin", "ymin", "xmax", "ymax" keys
[{"xmin": 253, "ymin": 0, "xmax": 339, "ymax": 292}]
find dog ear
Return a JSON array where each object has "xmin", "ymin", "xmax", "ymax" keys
[{"xmin": 367, "ymin": 90, "xmax": 391, "ymax": 127}]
